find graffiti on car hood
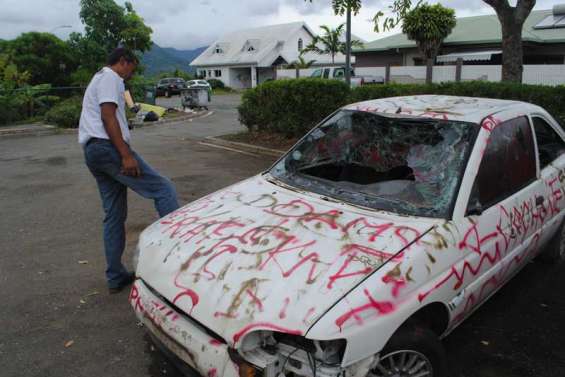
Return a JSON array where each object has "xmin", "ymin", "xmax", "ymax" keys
[{"xmin": 136, "ymin": 175, "xmax": 435, "ymax": 345}]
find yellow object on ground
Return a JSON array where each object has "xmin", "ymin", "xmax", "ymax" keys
[
  {"xmin": 124, "ymin": 90, "xmax": 135, "ymax": 108},
  {"xmin": 139, "ymin": 103, "xmax": 167, "ymax": 118}
]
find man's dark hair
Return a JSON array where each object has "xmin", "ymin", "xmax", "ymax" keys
[{"xmin": 107, "ymin": 48, "xmax": 139, "ymax": 66}]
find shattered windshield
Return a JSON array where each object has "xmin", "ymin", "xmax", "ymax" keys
[{"xmin": 269, "ymin": 110, "xmax": 478, "ymax": 218}]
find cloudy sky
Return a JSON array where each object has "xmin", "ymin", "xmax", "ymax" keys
[{"xmin": 0, "ymin": 0, "xmax": 561, "ymax": 49}]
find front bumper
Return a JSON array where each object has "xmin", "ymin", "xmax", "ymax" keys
[{"xmin": 130, "ymin": 279, "xmax": 239, "ymax": 377}]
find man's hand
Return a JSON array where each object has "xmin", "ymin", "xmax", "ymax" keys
[
  {"xmin": 100, "ymin": 102, "xmax": 141, "ymax": 177},
  {"xmin": 121, "ymin": 154, "xmax": 141, "ymax": 177}
]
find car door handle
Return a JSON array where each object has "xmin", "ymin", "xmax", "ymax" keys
[{"xmin": 535, "ymin": 196, "xmax": 545, "ymax": 206}]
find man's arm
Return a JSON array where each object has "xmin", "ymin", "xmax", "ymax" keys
[{"xmin": 100, "ymin": 102, "xmax": 141, "ymax": 177}]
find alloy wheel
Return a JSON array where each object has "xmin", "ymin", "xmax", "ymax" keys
[{"xmin": 370, "ymin": 350, "xmax": 433, "ymax": 377}]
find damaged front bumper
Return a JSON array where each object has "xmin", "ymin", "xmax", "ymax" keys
[
  {"xmin": 130, "ymin": 279, "xmax": 377, "ymax": 377},
  {"xmin": 130, "ymin": 279, "xmax": 239, "ymax": 377}
]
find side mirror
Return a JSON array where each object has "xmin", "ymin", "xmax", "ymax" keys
[{"xmin": 466, "ymin": 198, "xmax": 483, "ymax": 216}]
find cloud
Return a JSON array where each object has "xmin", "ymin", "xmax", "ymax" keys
[{"xmin": 0, "ymin": 0, "xmax": 560, "ymax": 49}]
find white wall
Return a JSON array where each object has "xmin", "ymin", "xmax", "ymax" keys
[
  {"xmin": 201, "ymin": 67, "xmax": 231, "ymax": 87},
  {"xmin": 275, "ymin": 65, "xmax": 565, "ymax": 86},
  {"xmin": 524, "ymin": 65, "xmax": 565, "ymax": 85}
]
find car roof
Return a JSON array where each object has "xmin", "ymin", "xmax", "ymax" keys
[{"xmin": 344, "ymin": 95, "xmax": 539, "ymax": 124}]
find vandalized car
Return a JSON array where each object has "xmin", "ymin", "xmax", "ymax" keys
[{"xmin": 130, "ymin": 95, "xmax": 565, "ymax": 377}]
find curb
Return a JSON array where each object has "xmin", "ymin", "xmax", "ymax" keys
[
  {"xmin": 0, "ymin": 111, "xmax": 210, "ymax": 138},
  {"xmin": 201, "ymin": 136, "xmax": 285, "ymax": 158}
]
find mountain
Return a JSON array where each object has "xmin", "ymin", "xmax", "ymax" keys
[{"xmin": 141, "ymin": 43, "xmax": 207, "ymax": 77}]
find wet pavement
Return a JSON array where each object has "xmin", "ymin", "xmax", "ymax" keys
[{"xmin": 0, "ymin": 93, "xmax": 564, "ymax": 377}]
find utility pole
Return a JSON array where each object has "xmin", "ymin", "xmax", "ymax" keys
[{"xmin": 345, "ymin": 5, "xmax": 352, "ymax": 87}]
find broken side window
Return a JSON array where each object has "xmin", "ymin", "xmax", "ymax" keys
[{"xmin": 270, "ymin": 110, "xmax": 478, "ymax": 218}]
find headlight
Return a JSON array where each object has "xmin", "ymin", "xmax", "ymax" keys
[
  {"xmin": 237, "ymin": 332, "xmax": 346, "ymax": 377},
  {"xmin": 132, "ymin": 243, "xmax": 141, "ymax": 274}
]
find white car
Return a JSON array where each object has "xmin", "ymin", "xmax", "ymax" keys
[
  {"xmin": 187, "ymin": 79, "xmax": 212, "ymax": 90},
  {"xmin": 130, "ymin": 95, "xmax": 564, "ymax": 377}
]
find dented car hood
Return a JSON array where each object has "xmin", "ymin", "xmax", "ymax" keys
[{"xmin": 136, "ymin": 175, "xmax": 435, "ymax": 346}]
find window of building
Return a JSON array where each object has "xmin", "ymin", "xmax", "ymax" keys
[
  {"xmin": 298, "ymin": 38, "xmax": 303, "ymax": 51},
  {"xmin": 214, "ymin": 69, "xmax": 222, "ymax": 77},
  {"xmin": 207, "ymin": 70, "xmax": 212, "ymax": 77},
  {"xmin": 214, "ymin": 45, "xmax": 223, "ymax": 54},
  {"xmin": 247, "ymin": 46, "xmax": 255, "ymax": 52},
  {"xmin": 532, "ymin": 116, "xmax": 565, "ymax": 169},
  {"xmin": 467, "ymin": 116, "xmax": 536, "ymax": 212}
]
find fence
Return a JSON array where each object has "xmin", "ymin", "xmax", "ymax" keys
[{"xmin": 276, "ymin": 64, "xmax": 565, "ymax": 86}]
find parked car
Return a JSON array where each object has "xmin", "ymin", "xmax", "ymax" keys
[
  {"xmin": 156, "ymin": 77, "xmax": 187, "ymax": 97},
  {"xmin": 311, "ymin": 66, "xmax": 384, "ymax": 87},
  {"xmin": 187, "ymin": 79, "xmax": 212, "ymax": 90},
  {"xmin": 130, "ymin": 95, "xmax": 564, "ymax": 377}
]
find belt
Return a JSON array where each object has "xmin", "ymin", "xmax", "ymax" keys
[{"xmin": 85, "ymin": 137, "xmax": 110, "ymax": 147}]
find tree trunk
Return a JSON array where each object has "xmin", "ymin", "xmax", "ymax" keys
[
  {"xmin": 345, "ymin": 7, "xmax": 352, "ymax": 87},
  {"xmin": 425, "ymin": 58, "xmax": 433, "ymax": 84},
  {"xmin": 500, "ymin": 20, "xmax": 524, "ymax": 82}
]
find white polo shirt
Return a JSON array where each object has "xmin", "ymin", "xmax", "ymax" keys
[{"xmin": 78, "ymin": 67, "xmax": 131, "ymax": 145}]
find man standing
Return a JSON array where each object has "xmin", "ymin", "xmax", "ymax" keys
[{"xmin": 79, "ymin": 48, "xmax": 179, "ymax": 293}]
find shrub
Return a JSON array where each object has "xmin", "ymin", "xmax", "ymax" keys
[
  {"xmin": 239, "ymin": 80, "xmax": 565, "ymax": 138},
  {"xmin": 207, "ymin": 78, "xmax": 225, "ymax": 89},
  {"xmin": 349, "ymin": 81, "xmax": 565, "ymax": 120},
  {"xmin": 44, "ymin": 96, "xmax": 82, "ymax": 128},
  {"xmin": 238, "ymin": 78, "xmax": 350, "ymax": 137}
]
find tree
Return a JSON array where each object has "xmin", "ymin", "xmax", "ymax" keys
[
  {"xmin": 286, "ymin": 56, "xmax": 317, "ymax": 78},
  {"xmin": 7, "ymin": 32, "xmax": 78, "ymax": 86},
  {"xmin": 402, "ymin": 3, "xmax": 456, "ymax": 83},
  {"xmin": 305, "ymin": 1, "xmax": 362, "ymax": 86},
  {"xmin": 301, "ymin": 24, "xmax": 363, "ymax": 64},
  {"xmin": 71, "ymin": 0, "xmax": 153, "ymax": 73},
  {"xmin": 483, "ymin": 0, "xmax": 536, "ymax": 82}
]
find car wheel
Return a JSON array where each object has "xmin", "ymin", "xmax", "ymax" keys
[
  {"xmin": 537, "ymin": 220, "xmax": 565, "ymax": 264},
  {"xmin": 369, "ymin": 323, "xmax": 448, "ymax": 377}
]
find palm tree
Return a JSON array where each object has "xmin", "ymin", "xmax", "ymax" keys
[
  {"xmin": 286, "ymin": 56, "xmax": 317, "ymax": 78},
  {"xmin": 301, "ymin": 24, "xmax": 363, "ymax": 64}
]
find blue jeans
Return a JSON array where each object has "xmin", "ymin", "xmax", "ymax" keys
[{"xmin": 84, "ymin": 138, "xmax": 179, "ymax": 288}]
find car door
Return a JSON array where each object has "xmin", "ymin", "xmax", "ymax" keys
[
  {"xmin": 451, "ymin": 116, "xmax": 540, "ymax": 324},
  {"xmin": 530, "ymin": 114, "xmax": 565, "ymax": 246}
]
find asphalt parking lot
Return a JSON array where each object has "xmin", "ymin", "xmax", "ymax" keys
[{"xmin": 0, "ymin": 93, "xmax": 564, "ymax": 377}]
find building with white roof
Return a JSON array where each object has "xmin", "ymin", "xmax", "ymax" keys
[{"xmin": 190, "ymin": 21, "xmax": 359, "ymax": 89}]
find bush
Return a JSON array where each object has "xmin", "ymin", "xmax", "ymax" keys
[
  {"xmin": 239, "ymin": 80, "xmax": 565, "ymax": 138},
  {"xmin": 238, "ymin": 78, "xmax": 350, "ymax": 137},
  {"xmin": 349, "ymin": 81, "xmax": 565, "ymax": 121},
  {"xmin": 207, "ymin": 78, "xmax": 225, "ymax": 89},
  {"xmin": 44, "ymin": 96, "xmax": 82, "ymax": 128}
]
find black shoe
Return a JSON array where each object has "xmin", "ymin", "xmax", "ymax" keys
[{"xmin": 108, "ymin": 272, "xmax": 136, "ymax": 294}]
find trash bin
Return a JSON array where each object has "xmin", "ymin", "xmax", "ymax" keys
[
  {"xmin": 144, "ymin": 85, "xmax": 156, "ymax": 105},
  {"xmin": 181, "ymin": 86, "xmax": 210, "ymax": 110}
]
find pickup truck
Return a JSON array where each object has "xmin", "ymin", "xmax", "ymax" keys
[{"xmin": 310, "ymin": 67, "xmax": 384, "ymax": 87}]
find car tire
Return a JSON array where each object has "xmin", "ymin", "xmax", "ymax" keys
[
  {"xmin": 537, "ymin": 220, "xmax": 565, "ymax": 264},
  {"xmin": 370, "ymin": 322, "xmax": 448, "ymax": 377}
]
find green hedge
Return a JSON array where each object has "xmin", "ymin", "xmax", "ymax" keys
[
  {"xmin": 349, "ymin": 81, "xmax": 565, "ymax": 122},
  {"xmin": 44, "ymin": 96, "xmax": 82, "ymax": 128},
  {"xmin": 207, "ymin": 78, "xmax": 225, "ymax": 89},
  {"xmin": 238, "ymin": 81, "xmax": 565, "ymax": 137},
  {"xmin": 238, "ymin": 78, "xmax": 350, "ymax": 137}
]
